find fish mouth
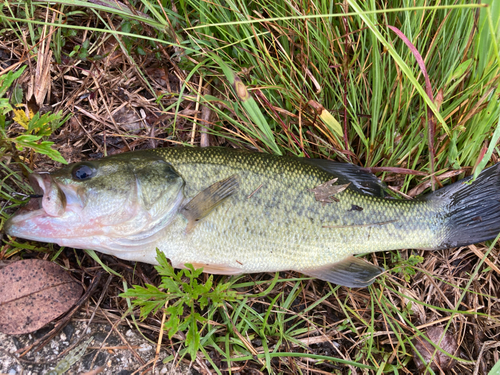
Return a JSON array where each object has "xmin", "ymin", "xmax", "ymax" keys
[
  {"xmin": 28, "ymin": 173, "xmax": 67, "ymax": 217},
  {"xmin": 4, "ymin": 173, "xmax": 69, "ymax": 240}
]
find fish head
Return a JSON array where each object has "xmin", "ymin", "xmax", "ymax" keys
[{"xmin": 5, "ymin": 152, "xmax": 185, "ymax": 253}]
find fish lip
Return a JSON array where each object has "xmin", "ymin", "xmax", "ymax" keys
[
  {"xmin": 4, "ymin": 173, "xmax": 69, "ymax": 239},
  {"xmin": 8, "ymin": 173, "xmax": 67, "ymax": 222},
  {"xmin": 27, "ymin": 173, "xmax": 67, "ymax": 217},
  {"xmin": 30, "ymin": 172, "xmax": 51, "ymax": 197},
  {"xmin": 28, "ymin": 173, "xmax": 45, "ymax": 197}
]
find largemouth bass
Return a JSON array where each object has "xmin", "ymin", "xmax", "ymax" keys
[{"xmin": 5, "ymin": 147, "xmax": 500, "ymax": 287}]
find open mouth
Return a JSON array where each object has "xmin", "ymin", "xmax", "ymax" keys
[
  {"xmin": 15, "ymin": 174, "xmax": 45, "ymax": 213},
  {"xmin": 4, "ymin": 173, "xmax": 70, "ymax": 240},
  {"xmin": 24, "ymin": 173, "xmax": 67, "ymax": 217}
]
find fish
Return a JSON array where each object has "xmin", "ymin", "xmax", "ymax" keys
[{"xmin": 4, "ymin": 147, "xmax": 500, "ymax": 287}]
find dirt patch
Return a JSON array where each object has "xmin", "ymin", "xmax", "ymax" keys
[{"xmin": 0, "ymin": 319, "xmax": 193, "ymax": 374}]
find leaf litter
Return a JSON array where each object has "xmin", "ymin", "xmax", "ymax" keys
[
  {"xmin": 0, "ymin": 259, "xmax": 82, "ymax": 335},
  {"xmin": 309, "ymin": 178, "xmax": 350, "ymax": 204}
]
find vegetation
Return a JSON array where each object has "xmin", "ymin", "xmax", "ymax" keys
[{"xmin": 1, "ymin": 0, "xmax": 499, "ymax": 373}]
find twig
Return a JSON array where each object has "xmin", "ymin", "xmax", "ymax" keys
[
  {"xmin": 200, "ymin": 84, "xmax": 212, "ymax": 147},
  {"xmin": 468, "ymin": 244, "xmax": 500, "ymax": 275},
  {"xmin": 190, "ymin": 75, "xmax": 203, "ymax": 145},
  {"xmin": 153, "ymin": 300, "xmax": 169, "ymax": 374}
]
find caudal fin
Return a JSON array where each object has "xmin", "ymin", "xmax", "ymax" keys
[{"xmin": 427, "ymin": 163, "xmax": 500, "ymax": 248}]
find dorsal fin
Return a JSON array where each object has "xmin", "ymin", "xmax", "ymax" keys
[{"xmin": 302, "ymin": 159, "xmax": 388, "ymax": 197}]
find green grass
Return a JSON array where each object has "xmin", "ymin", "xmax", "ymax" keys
[{"xmin": 1, "ymin": 0, "xmax": 500, "ymax": 373}]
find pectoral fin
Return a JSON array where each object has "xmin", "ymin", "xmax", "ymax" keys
[
  {"xmin": 180, "ymin": 174, "xmax": 239, "ymax": 231},
  {"xmin": 301, "ymin": 256, "xmax": 384, "ymax": 288}
]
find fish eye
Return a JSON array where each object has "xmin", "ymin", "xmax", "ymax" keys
[{"xmin": 72, "ymin": 164, "xmax": 95, "ymax": 181}]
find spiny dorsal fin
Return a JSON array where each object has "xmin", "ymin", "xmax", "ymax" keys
[
  {"xmin": 302, "ymin": 159, "xmax": 388, "ymax": 197},
  {"xmin": 180, "ymin": 174, "xmax": 239, "ymax": 231},
  {"xmin": 300, "ymin": 256, "xmax": 384, "ymax": 288}
]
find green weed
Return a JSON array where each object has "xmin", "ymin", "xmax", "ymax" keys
[
  {"xmin": 392, "ymin": 253, "xmax": 425, "ymax": 283},
  {"xmin": 120, "ymin": 250, "xmax": 240, "ymax": 360},
  {"xmin": 0, "ymin": 66, "xmax": 68, "ymax": 164}
]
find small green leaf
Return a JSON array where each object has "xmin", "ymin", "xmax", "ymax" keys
[
  {"xmin": 446, "ymin": 58, "xmax": 473, "ymax": 85},
  {"xmin": 165, "ymin": 315, "xmax": 180, "ymax": 338},
  {"xmin": 183, "ymin": 282, "xmax": 193, "ymax": 295},
  {"xmin": 167, "ymin": 303, "xmax": 183, "ymax": 317},
  {"xmin": 11, "ymin": 135, "xmax": 67, "ymax": 164},
  {"xmin": 184, "ymin": 263, "xmax": 203, "ymax": 279},
  {"xmin": 192, "ymin": 267, "xmax": 204, "ymax": 279},
  {"xmin": 0, "ymin": 65, "xmax": 26, "ymax": 98},
  {"xmin": 178, "ymin": 317, "xmax": 190, "ymax": 332},
  {"xmin": 192, "ymin": 312, "xmax": 207, "ymax": 324},
  {"xmin": 0, "ymin": 98, "xmax": 13, "ymax": 116},
  {"xmin": 160, "ymin": 278, "xmax": 181, "ymax": 294},
  {"xmin": 198, "ymin": 296, "xmax": 209, "ymax": 310},
  {"xmin": 489, "ymin": 358, "xmax": 500, "ymax": 375},
  {"xmin": 186, "ymin": 314, "xmax": 201, "ymax": 359},
  {"xmin": 64, "ymin": 29, "xmax": 78, "ymax": 37},
  {"xmin": 12, "ymin": 84, "xmax": 23, "ymax": 105},
  {"xmin": 122, "ymin": 21, "xmax": 132, "ymax": 33},
  {"xmin": 205, "ymin": 276, "xmax": 213, "ymax": 291},
  {"xmin": 139, "ymin": 300, "xmax": 165, "ymax": 318},
  {"xmin": 407, "ymin": 255, "xmax": 424, "ymax": 266}
]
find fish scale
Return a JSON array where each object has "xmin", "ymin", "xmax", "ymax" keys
[
  {"xmin": 6, "ymin": 147, "xmax": 500, "ymax": 287},
  {"xmin": 149, "ymin": 148, "xmax": 441, "ymax": 272}
]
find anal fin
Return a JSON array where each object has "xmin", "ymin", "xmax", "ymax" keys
[
  {"xmin": 180, "ymin": 174, "xmax": 239, "ymax": 231},
  {"xmin": 301, "ymin": 256, "xmax": 384, "ymax": 288}
]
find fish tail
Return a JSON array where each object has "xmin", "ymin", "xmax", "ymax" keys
[{"xmin": 427, "ymin": 163, "xmax": 500, "ymax": 248}]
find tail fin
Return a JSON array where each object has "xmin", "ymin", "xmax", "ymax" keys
[{"xmin": 426, "ymin": 163, "xmax": 500, "ymax": 248}]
